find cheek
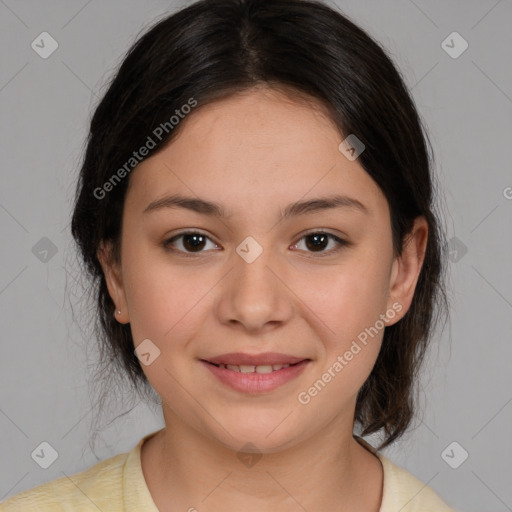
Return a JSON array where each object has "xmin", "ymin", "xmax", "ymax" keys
[
  {"xmin": 293, "ymin": 267, "xmax": 390, "ymax": 430},
  {"xmin": 299, "ymin": 253, "xmax": 392, "ymax": 342},
  {"xmin": 296, "ymin": 248, "xmax": 392, "ymax": 392},
  {"xmin": 121, "ymin": 243, "xmax": 201, "ymax": 346}
]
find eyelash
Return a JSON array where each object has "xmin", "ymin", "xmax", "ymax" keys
[{"xmin": 162, "ymin": 229, "xmax": 348, "ymax": 258}]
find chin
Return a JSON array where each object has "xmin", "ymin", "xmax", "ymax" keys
[{"xmin": 203, "ymin": 415, "xmax": 303, "ymax": 455}]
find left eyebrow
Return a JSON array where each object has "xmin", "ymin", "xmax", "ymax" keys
[{"xmin": 143, "ymin": 193, "xmax": 369, "ymax": 219}]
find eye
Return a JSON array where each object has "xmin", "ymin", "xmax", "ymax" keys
[
  {"xmin": 291, "ymin": 230, "xmax": 348, "ymax": 257},
  {"xmin": 162, "ymin": 229, "xmax": 348, "ymax": 258},
  {"xmin": 163, "ymin": 231, "xmax": 219, "ymax": 256}
]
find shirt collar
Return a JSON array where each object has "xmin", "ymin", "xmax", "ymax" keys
[{"xmin": 123, "ymin": 429, "xmax": 162, "ymax": 512}]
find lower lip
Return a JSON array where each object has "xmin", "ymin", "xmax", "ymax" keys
[{"xmin": 200, "ymin": 360, "xmax": 310, "ymax": 394}]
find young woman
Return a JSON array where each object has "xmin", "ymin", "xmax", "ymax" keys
[{"xmin": 1, "ymin": 0, "xmax": 454, "ymax": 510}]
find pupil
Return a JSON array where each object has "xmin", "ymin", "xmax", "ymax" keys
[
  {"xmin": 184, "ymin": 234, "xmax": 205, "ymax": 251},
  {"xmin": 306, "ymin": 233, "xmax": 327, "ymax": 251}
]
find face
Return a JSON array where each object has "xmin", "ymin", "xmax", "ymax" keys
[{"xmin": 99, "ymin": 86, "xmax": 427, "ymax": 453}]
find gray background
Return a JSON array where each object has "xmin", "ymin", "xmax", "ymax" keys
[{"xmin": 1, "ymin": 1, "xmax": 511, "ymax": 510}]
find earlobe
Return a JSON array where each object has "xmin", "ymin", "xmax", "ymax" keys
[
  {"xmin": 386, "ymin": 217, "xmax": 428, "ymax": 323},
  {"xmin": 97, "ymin": 241, "xmax": 129, "ymax": 323}
]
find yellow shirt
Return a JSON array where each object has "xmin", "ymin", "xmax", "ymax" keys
[{"xmin": 1, "ymin": 430, "xmax": 455, "ymax": 511}]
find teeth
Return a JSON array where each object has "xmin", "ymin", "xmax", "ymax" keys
[
  {"xmin": 216, "ymin": 363, "xmax": 292, "ymax": 373},
  {"xmin": 256, "ymin": 365, "xmax": 273, "ymax": 374}
]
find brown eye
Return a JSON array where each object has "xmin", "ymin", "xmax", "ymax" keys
[
  {"xmin": 163, "ymin": 231, "xmax": 218, "ymax": 255},
  {"xmin": 305, "ymin": 233, "xmax": 329, "ymax": 251},
  {"xmin": 291, "ymin": 231, "xmax": 347, "ymax": 256}
]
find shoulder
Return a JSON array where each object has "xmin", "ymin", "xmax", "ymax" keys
[
  {"xmin": 378, "ymin": 454, "xmax": 456, "ymax": 511},
  {"xmin": 0, "ymin": 450, "xmax": 129, "ymax": 511},
  {"xmin": 354, "ymin": 436, "xmax": 455, "ymax": 512}
]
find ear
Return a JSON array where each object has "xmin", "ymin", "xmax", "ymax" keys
[
  {"xmin": 97, "ymin": 241, "xmax": 130, "ymax": 324},
  {"xmin": 386, "ymin": 216, "xmax": 428, "ymax": 325}
]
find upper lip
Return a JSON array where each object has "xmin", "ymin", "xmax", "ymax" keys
[{"xmin": 203, "ymin": 352, "xmax": 309, "ymax": 366}]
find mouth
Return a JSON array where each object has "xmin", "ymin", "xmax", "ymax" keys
[
  {"xmin": 202, "ymin": 360, "xmax": 307, "ymax": 374},
  {"xmin": 199, "ymin": 355, "xmax": 311, "ymax": 394}
]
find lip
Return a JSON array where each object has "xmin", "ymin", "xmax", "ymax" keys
[
  {"xmin": 203, "ymin": 352, "xmax": 308, "ymax": 366},
  {"xmin": 200, "ymin": 358, "xmax": 311, "ymax": 394}
]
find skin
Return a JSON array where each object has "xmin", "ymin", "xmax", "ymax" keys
[{"xmin": 98, "ymin": 85, "xmax": 428, "ymax": 512}]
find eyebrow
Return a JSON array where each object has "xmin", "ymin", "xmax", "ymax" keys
[{"xmin": 143, "ymin": 193, "xmax": 369, "ymax": 219}]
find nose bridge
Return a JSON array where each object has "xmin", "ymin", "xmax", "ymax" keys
[
  {"xmin": 235, "ymin": 238, "xmax": 274, "ymax": 289},
  {"xmin": 234, "ymin": 233, "xmax": 279, "ymax": 301},
  {"xmin": 218, "ymin": 234, "xmax": 292, "ymax": 331}
]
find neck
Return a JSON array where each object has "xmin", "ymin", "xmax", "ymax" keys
[{"xmin": 141, "ymin": 406, "xmax": 383, "ymax": 512}]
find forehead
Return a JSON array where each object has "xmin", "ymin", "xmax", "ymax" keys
[{"xmin": 125, "ymin": 87, "xmax": 387, "ymax": 219}]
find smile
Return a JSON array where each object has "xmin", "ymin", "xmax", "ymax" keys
[
  {"xmin": 200, "ymin": 359, "xmax": 310, "ymax": 394},
  {"xmin": 208, "ymin": 362, "xmax": 295, "ymax": 373}
]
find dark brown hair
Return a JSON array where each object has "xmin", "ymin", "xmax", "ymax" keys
[{"xmin": 71, "ymin": 0, "xmax": 449, "ymax": 450}]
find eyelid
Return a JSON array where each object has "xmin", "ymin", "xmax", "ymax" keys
[{"xmin": 299, "ymin": 227, "xmax": 346, "ymax": 239}]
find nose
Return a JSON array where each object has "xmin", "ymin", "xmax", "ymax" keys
[{"xmin": 215, "ymin": 242, "xmax": 294, "ymax": 334}]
